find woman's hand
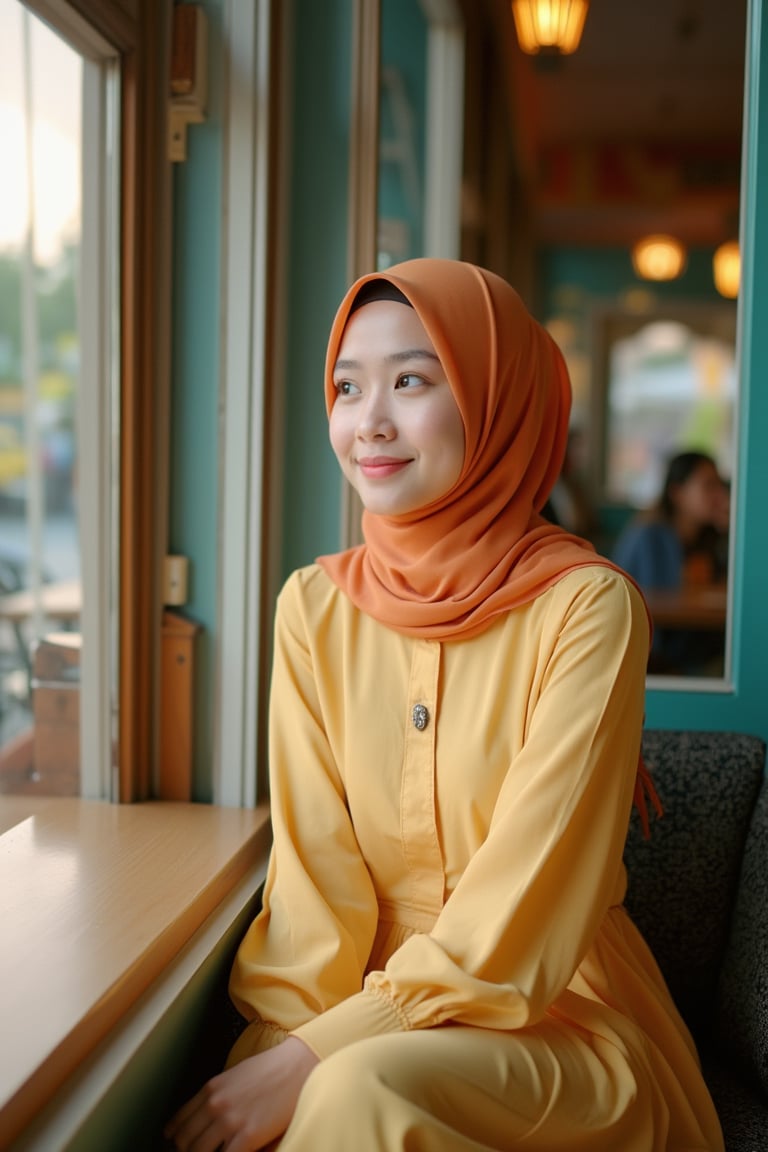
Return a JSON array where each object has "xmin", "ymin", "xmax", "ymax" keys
[{"xmin": 164, "ymin": 1035, "xmax": 319, "ymax": 1152}]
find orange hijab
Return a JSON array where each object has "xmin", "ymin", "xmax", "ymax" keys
[
  {"xmin": 317, "ymin": 259, "xmax": 659, "ymax": 833},
  {"xmin": 319, "ymin": 258, "xmax": 633, "ymax": 639}
]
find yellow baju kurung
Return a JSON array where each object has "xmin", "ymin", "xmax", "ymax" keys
[{"xmin": 228, "ymin": 563, "xmax": 724, "ymax": 1151}]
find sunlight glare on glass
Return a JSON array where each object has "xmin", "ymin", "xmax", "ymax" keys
[{"xmin": 0, "ymin": 0, "xmax": 81, "ymax": 266}]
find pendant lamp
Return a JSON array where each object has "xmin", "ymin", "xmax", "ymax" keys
[
  {"xmin": 511, "ymin": 0, "xmax": 590, "ymax": 56},
  {"xmin": 631, "ymin": 235, "xmax": 687, "ymax": 282},
  {"xmin": 713, "ymin": 240, "xmax": 740, "ymax": 299}
]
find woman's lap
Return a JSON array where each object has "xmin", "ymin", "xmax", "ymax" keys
[{"xmin": 279, "ymin": 1020, "xmax": 659, "ymax": 1151}]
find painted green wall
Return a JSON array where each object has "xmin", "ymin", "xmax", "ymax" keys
[
  {"xmin": 379, "ymin": 0, "xmax": 428, "ymax": 262},
  {"xmin": 280, "ymin": 0, "xmax": 354, "ymax": 579},
  {"xmin": 539, "ymin": 246, "xmax": 730, "ymax": 309},
  {"xmin": 170, "ymin": 0, "xmax": 224, "ymax": 800}
]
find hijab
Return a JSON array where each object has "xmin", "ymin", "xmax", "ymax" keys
[
  {"xmin": 318, "ymin": 258, "xmax": 637, "ymax": 641},
  {"xmin": 317, "ymin": 259, "xmax": 659, "ymax": 834}
]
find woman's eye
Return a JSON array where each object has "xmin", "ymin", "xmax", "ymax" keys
[
  {"xmin": 395, "ymin": 373, "xmax": 425, "ymax": 390},
  {"xmin": 335, "ymin": 380, "xmax": 359, "ymax": 396}
]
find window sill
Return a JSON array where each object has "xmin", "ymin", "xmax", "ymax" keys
[{"xmin": 0, "ymin": 796, "xmax": 271, "ymax": 1147}]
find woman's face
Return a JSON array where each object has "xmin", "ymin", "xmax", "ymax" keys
[
  {"xmin": 671, "ymin": 460, "xmax": 723, "ymax": 526},
  {"xmin": 329, "ymin": 300, "xmax": 466, "ymax": 517}
]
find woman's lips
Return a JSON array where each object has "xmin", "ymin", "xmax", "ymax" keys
[{"xmin": 357, "ymin": 456, "xmax": 411, "ymax": 478}]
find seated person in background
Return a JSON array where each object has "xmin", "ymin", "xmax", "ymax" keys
[
  {"xmin": 613, "ymin": 450, "xmax": 726, "ymax": 674},
  {"xmin": 695, "ymin": 475, "xmax": 731, "ymax": 584}
]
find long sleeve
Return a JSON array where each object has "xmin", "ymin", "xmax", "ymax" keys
[
  {"xmin": 229, "ymin": 565, "xmax": 650, "ymax": 1064},
  {"xmin": 229, "ymin": 573, "xmax": 382, "ymax": 1041}
]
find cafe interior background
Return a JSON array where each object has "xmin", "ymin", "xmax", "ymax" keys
[{"xmin": 0, "ymin": 0, "xmax": 763, "ymax": 801}]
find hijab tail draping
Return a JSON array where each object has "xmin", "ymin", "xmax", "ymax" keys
[{"xmin": 634, "ymin": 750, "xmax": 665, "ymax": 840}]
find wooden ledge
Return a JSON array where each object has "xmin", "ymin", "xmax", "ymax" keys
[{"xmin": 0, "ymin": 797, "xmax": 271, "ymax": 1145}]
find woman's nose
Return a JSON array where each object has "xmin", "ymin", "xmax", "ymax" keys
[{"xmin": 357, "ymin": 393, "xmax": 395, "ymax": 440}]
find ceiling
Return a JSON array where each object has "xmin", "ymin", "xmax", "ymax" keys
[{"xmin": 489, "ymin": 0, "xmax": 747, "ymax": 248}]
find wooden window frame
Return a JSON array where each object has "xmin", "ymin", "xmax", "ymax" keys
[{"xmin": 26, "ymin": 0, "xmax": 172, "ymax": 800}]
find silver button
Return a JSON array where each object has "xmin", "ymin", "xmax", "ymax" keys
[{"xmin": 412, "ymin": 703, "xmax": 429, "ymax": 731}]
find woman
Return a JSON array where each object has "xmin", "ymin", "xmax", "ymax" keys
[
  {"xmin": 613, "ymin": 452, "xmax": 726, "ymax": 673},
  {"xmin": 613, "ymin": 452, "xmax": 724, "ymax": 593},
  {"xmin": 167, "ymin": 260, "xmax": 723, "ymax": 1151}
]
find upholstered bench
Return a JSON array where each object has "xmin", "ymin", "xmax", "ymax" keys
[{"xmin": 625, "ymin": 730, "xmax": 768, "ymax": 1151}]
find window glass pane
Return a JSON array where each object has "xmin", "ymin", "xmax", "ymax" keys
[{"xmin": 0, "ymin": 0, "xmax": 113, "ymax": 797}]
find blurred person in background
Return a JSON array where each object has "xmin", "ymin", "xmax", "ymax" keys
[{"xmin": 613, "ymin": 450, "xmax": 726, "ymax": 673}]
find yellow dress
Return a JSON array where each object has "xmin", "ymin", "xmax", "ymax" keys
[{"xmin": 228, "ymin": 564, "xmax": 724, "ymax": 1151}]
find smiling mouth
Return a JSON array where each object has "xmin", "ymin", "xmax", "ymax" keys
[{"xmin": 357, "ymin": 456, "xmax": 411, "ymax": 478}]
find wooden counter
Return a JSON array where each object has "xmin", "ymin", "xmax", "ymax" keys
[
  {"xmin": 644, "ymin": 584, "xmax": 728, "ymax": 631},
  {"xmin": 0, "ymin": 797, "xmax": 271, "ymax": 1146}
]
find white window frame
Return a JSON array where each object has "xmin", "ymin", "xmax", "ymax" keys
[
  {"xmin": 421, "ymin": 0, "xmax": 465, "ymax": 259},
  {"xmin": 215, "ymin": 0, "xmax": 274, "ymax": 807},
  {"xmin": 78, "ymin": 51, "xmax": 121, "ymax": 798}
]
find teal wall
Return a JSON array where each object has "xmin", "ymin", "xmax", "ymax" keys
[
  {"xmin": 378, "ymin": 0, "xmax": 428, "ymax": 262},
  {"xmin": 280, "ymin": 0, "xmax": 353, "ymax": 579},
  {"xmin": 170, "ymin": 1, "xmax": 224, "ymax": 800},
  {"xmin": 539, "ymin": 246, "xmax": 730, "ymax": 311}
]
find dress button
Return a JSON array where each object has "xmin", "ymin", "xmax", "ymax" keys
[{"xmin": 412, "ymin": 703, "xmax": 429, "ymax": 731}]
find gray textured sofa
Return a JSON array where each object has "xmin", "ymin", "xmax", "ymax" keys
[{"xmin": 625, "ymin": 730, "xmax": 768, "ymax": 1150}]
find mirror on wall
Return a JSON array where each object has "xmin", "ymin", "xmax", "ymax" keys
[{"xmin": 503, "ymin": 0, "xmax": 747, "ymax": 685}]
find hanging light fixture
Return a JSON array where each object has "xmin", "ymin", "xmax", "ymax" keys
[
  {"xmin": 631, "ymin": 234, "xmax": 687, "ymax": 282},
  {"xmin": 511, "ymin": 0, "xmax": 590, "ymax": 56},
  {"xmin": 713, "ymin": 240, "xmax": 740, "ymax": 299}
]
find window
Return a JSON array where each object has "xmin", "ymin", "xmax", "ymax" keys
[{"xmin": 0, "ymin": 0, "xmax": 171, "ymax": 801}]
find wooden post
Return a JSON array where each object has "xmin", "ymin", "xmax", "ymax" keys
[{"xmin": 158, "ymin": 611, "xmax": 200, "ymax": 800}]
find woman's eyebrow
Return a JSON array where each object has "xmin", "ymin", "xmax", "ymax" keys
[
  {"xmin": 387, "ymin": 348, "xmax": 441, "ymax": 365},
  {"xmin": 334, "ymin": 348, "xmax": 440, "ymax": 372}
]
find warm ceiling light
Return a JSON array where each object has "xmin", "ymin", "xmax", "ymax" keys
[
  {"xmin": 511, "ymin": 0, "xmax": 589, "ymax": 55},
  {"xmin": 713, "ymin": 240, "xmax": 740, "ymax": 299},
  {"xmin": 631, "ymin": 235, "xmax": 687, "ymax": 282}
]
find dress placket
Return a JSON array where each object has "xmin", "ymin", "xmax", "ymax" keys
[{"xmin": 400, "ymin": 639, "xmax": 444, "ymax": 917}]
